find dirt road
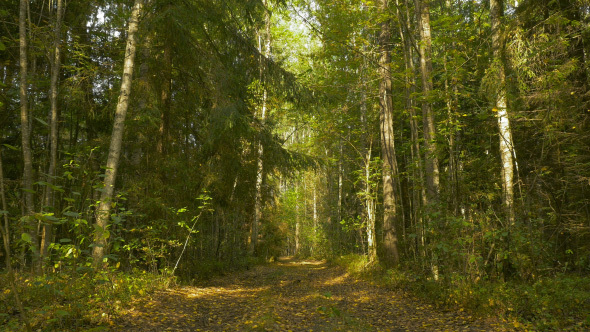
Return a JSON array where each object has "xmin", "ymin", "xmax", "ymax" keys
[{"xmin": 113, "ymin": 257, "xmax": 512, "ymax": 331}]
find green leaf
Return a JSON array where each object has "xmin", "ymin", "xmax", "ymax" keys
[
  {"xmin": 59, "ymin": 238, "xmax": 72, "ymax": 243},
  {"xmin": 0, "ymin": 41, "xmax": 5, "ymax": 51},
  {"xmin": 2, "ymin": 144, "xmax": 19, "ymax": 151},
  {"xmin": 63, "ymin": 211, "xmax": 80, "ymax": 218},
  {"xmin": 21, "ymin": 233, "xmax": 32, "ymax": 243},
  {"xmin": 0, "ymin": 210, "xmax": 8, "ymax": 215},
  {"xmin": 35, "ymin": 117, "xmax": 49, "ymax": 126}
]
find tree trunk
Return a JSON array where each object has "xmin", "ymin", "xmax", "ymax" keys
[
  {"xmin": 251, "ymin": 4, "xmax": 271, "ymax": 255},
  {"xmin": 378, "ymin": 0, "xmax": 400, "ymax": 267},
  {"xmin": 359, "ymin": 62, "xmax": 377, "ymax": 263},
  {"xmin": 415, "ymin": 0, "xmax": 440, "ymax": 204},
  {"xmin": 338, "ymin": 139, "xmax": 343, "ymax": 223},
  {"xmin": 416, "ymin": 0, "xmax": 440, "ymax": 280},
  {"xmin": 490, "ymin": 0, "xmax": 516, "ymax": 280},
  {"xmin": 365, "ymin": 145, "xmax": 377, "ymax": 263},
  {"xmin": 157, "ymin": 41, "xmax": 171, "ymax": 154},
  {"xmin": 399, "ymin": 0, "xmax": 427, "ymax": 258},
  {"xmin": 295, "ymin": 183, "xmax": 300, "ymax": 255},
  {"xmin": 490, "ymin": 0, "xmax": 515, "ymax": 226},
  {"xmin": 92, "ymin": 0, "xmax": 143, "ymax": 267},
  {"xmin": 19, "ymin": 0, "xmax": 39, "ymax": 270},
  {"xmin": 443, "ymin": 0, "xmax": 460, "ymax": 217},
  {"xmin": 41, "ymin": 0, "xmax": 64, "ymax": 263}
]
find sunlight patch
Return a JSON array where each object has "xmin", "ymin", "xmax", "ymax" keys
[{"xmin": 322, "ymin": 272, "xmax": 349, "ymax": 286}]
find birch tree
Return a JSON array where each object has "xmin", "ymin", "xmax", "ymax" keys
[
  {"xmin": 490, "ymin": 0, "xmax": 515, "ymax": 226},
  {"xmin": 92, "ymin": 0, "xmax": 143, "ymax": 267}
]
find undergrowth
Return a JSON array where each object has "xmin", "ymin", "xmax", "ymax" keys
[
  {"xmin": 1, "ymin": 255, "xmax": 268, "ymax": 331},
  {"xmin": 0, "ymin": 268, "xmax": 172, "ymax": 332},
  {"xmin": 334, "ymin": 254, "xmax": 590, "ymax": 331}
]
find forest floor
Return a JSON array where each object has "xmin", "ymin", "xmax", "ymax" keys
[{"xmin": 112, "ymin": 257, "xmax": 514, "ymax": 331}]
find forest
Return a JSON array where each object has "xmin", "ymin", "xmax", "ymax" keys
[{"xmin": 1, "ymin": 0, "xmax": 590, "ymax": 330}]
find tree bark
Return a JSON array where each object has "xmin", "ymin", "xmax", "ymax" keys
[
  {"xmin": 19, "ymin": 0, "xmax": 40, "ymax": 270},
  {"xmin": 295, "ymin": 182, "xmax": 300, "ymax": 255},
  {"xmin": 251, "ymin": 3, "xmax": 271, "ymax": 255},
  {"xmin": 443, "ymin": 0, "xmax": 460, "ymax": 217},
  {"xmin": 415, "ymin": 0, "xmax": 440, "ymax": 280},
  {"xmin": 490, "ymin": 0, "xmax": 515, "ymax": 226},
  {"xmin": 378, "ymin": 0, "xmax": 400, "ymax": 267},
  {"xmin": 41, "ymin": 0, "xmax": 64, "ymax": 262},
  {"xmin": 398, "ymin": 0, "xmax": 426, "ymax": 258},
  {"xmin": 415, "ymin": 0, "xmax": 440, "ymax": 204},
  {"xmin": 92, "ymin": 0, "xmax": 143, "ymax": 267},
  {"xmin": 365, "ymin": 145, "xmax": 377, "ymax": 263},
  {"xmin": 157, "ymin": 40, "xmax": 171, "ymax": 155},
  {"xmin": 359, "ymin": 58, "xmax": 377, "ymax": 263}
]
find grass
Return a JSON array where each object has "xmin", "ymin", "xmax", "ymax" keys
[{"xmin": 333, "ymin": 254, "xmax": 590, "ymax": 331}]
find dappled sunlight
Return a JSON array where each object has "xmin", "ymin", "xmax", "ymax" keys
[
  {"xmin": 296, "ymin": 259, "xmax": 327, "ymax": 266},
  {"xmin": 322, "ymin": 272, "xmax": 350, "ymax": 286},
  {"xmin": 349, "ymin": 290, "xmax": 373, "ymax": 303},
  {"xmin": 184, "ymin": 285, "xmax": 271, "ymax": 299},
  {"xmin": 113, "ymin": 259, "xmax": 512, "ymax": 331}
]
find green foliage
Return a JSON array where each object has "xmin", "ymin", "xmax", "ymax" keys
[
  {"xmin": 406, "ymin": 274, "xmax": 590, "ymax": 331},
  {"xmin": 0, "ymin": 269, "xmax": 172, "ymax": 331},
  {"xmin": 333, "ymin": 254, "xmax": 379, "ymax": 276},
  {"xmin": 335, "ymin": 255, "xmax": 590, "ymax": 330}
]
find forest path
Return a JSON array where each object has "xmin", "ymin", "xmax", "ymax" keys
[{"xmin": 113, "ymin": 257, "xmax": 512, "ymax": 331}]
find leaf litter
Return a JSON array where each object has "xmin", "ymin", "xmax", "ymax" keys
[{"xmin": 112, "ymin": 257, "xmax": 514, "ymax": 331}]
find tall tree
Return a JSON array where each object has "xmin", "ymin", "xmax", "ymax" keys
[
  {"xmin": 19, "ymin": 0, "xmax": 39, "ymax": 269},
  {"xmin": 41, "ymin": 0, "xmax": 65, "ymax": 262},
  {"xmin": 415, "ymin": 0, "xmax": 441, "ymax": 279},
  {"xmin": 92, "ymin": 0, "xmax": 143, "ymax": 267},
  {"xmin": 378, "ymin": 0, "xmax": 400, "ymax": 266},
  {"xmin": 490, "ymin": 0, "xmax": 515, "ymax": 226},
  {"xmin": 251, "ymin": 2, "xmax": 272, "ymax": 255},
  {"xmin": 415, "ymin": 0, "xmax": 439, "ymax": 205}
]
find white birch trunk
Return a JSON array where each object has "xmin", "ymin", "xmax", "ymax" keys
[
  {"xmin": 490, "ymin": 0, "xmax": 515, "ymax": 226},
  {"xmin": 92, "ymin": 0, "xmax": 143, "ymax": 267}
]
